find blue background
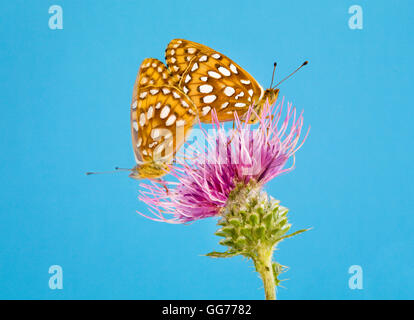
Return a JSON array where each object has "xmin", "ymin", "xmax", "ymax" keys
[{"xmin": 0, "ymin": 0, "xmax": 413, "ymax": 299}]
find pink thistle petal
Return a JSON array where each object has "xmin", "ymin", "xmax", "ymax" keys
[{"xmin": 139, "ymin": 99, "xmax": 308, "ymax": 223}]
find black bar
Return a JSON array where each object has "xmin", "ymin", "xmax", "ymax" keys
[{"xmin": 0, "ymin": 300, "xmax": 412, "ymax": 318}]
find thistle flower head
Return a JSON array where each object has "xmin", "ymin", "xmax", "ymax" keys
[{"xmin": 139, "ymin": 99, "xmax": 308, "ymax": 223}]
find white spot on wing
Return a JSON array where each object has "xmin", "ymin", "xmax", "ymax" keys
[
  {"xmin": 220, "ymin": 102, "xmax": 229, "ymax": 109},
  {"xmin": 151, "ymin": 129, "xmax": 160, "ymax": 139},
  {"xmin": 191, "ymin": 63, "xmax": 199, "ymax": 72},
  {"xmin": 147, "ymin": 105, "xmax": 154, "ymax": 119},
  {"xmin": 208, "ymin": 71, "xmax": 221, "ymax": 79},
  {"xmin": 224, "ymin": 87, "xmax": 235, "ymax": 96},
  {"xmin": 235, "ymin": 91, "xmax": 245, "ymax": 99},
  {"xmin": 229, "ymin": 64, "xmax": 238, "ymax": 74},
  {"xmin": 181, "ymin": 100, "xmax": 189, "ymax": 108},
  {"xmin": 203, "ymin": 95, "xmax": 217, "ymax": 103},
  {"xmin": 160, "ymin": 105, "xmax": 170, "ymax": 119},
  {"xmin": 166, "ymin": 114, "xmax": 177, "ymax": 126},
  {"xmin": 258, "ymin": 85, "xmax": 265, "ymax": 100},
  {"xmin": 218, "ymin": 66, "xmax": 231, "ymax": 76},
  {"xmin": 140, "ymin": 77, "xmax": 148, "ymax": 85},
  {"xmin": 199, "ymin": 84, "xmax": 213, "ymax": 93},
  {"xmin": 202, "ymin": 106, "xmax": 211, "ymax": 116},
  {"xmin": 139, "ymin": 113, "xmax": 146, "ymax": 126}
]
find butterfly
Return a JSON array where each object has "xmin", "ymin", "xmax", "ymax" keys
[
  {"xmin": 128, "ymin": 58, "xmax": 198, "ymax": 180},
  {"xmin": 164, "ymin": 39, "xmax": 307, "ymax": 124}
]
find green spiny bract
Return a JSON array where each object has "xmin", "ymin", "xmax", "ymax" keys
[{"xmin": 207, "ymin": 180, "xmax": 309, "ymax": 286}]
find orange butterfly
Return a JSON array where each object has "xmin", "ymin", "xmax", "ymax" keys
[
  {"xmin": 129, "ymin": 58, "xmax": 197, "ymax": 179},
  {"xmin": 165, "ymin": 39, "xmax": 307, "ymax": 123},
  {"xmin": 87, "ymin": 40, "xmax": 306, "ymax": 180},
  {"xmin": 86, "ymin": 58, "xmax": 196, "ymax": 181}
]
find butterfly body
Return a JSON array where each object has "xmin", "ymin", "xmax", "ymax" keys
[
  {"xmin": 129, "ymin": 161, "xmax": 170, "ymax": 179},
  {"xmin": 248, "ymin": 88, "xmax": 279, "ymax": 123}
]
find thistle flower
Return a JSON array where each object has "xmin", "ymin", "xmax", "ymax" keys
[
  {"xmin": 139, "ymin": 99, "xmax": 309, "ymax": 299},
  {"xmin": 139, "ymin": 99, "xmax": 306, "ymax": 222}
]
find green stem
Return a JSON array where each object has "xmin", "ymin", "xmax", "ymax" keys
[{"xmin": 253, "ymin": 246, "xmax": 276, "ymax": 300}]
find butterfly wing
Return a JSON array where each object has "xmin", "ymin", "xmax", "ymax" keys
[
  {"xmin": 131, "ymin": 84, "xmax": 197, "ymax": 164},
  {"xmin": 132, "ymin": 58, "xmax": 171, "ymax": 94},
  {"xmin": 165, "ymin": 39, "xmax": 214, "ymax": 81},
  {"xmin": 131, "ymin": 58, "xmax": 169, "ymax": 163},
  {"xmin": 165, "ymin": 39, "xmax": 264, "ymax": 123}
]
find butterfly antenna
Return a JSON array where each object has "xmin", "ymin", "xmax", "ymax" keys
[
  {"xmin": 85, "ymin": 167, "xmax": 132, "ymax": 175},
  {"xmin": 114, "ymin": 167, "xmax": 132, "ymax": 171},
  {"xmin": 269, "ymin": 62, "xmax": 277, "ymax": 88},
  {"xmin": 272, "ymin": 61, "xmax": 308, "ymax": 89}
]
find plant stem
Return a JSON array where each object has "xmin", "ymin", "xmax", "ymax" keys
[{"xmin": 253, "ymin": 246, "xmax": 276, "ymax": 300}]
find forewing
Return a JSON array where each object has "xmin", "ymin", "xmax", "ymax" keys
[
  {"xmin": 132, "ymin": 59, "xmax": 171, "ymax": 98},
  {"xmin": 178, "ymin": 51, "xmax": 264, "ymax": 123},
  {"xmin": 165, "ymin": 39, "xmax": 216, "ymax": 81},
  {"xmin": 131, "ymin": 85, "xmax": 197, "ymax": 164}
]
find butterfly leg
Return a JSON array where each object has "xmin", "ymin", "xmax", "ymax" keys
[{"xmin": 156, "ymin": 178, "xmax": 169, "ymax": 194}]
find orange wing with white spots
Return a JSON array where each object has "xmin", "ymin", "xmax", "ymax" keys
[
  {"xmin": 165, "ymin": 39, "xmax": 214, "ymax": 82},
  {"xmin": 131, "ymin": 60, "xmax": 197, "ymax": 164},
  {"xmin": 165, "ymin": 39, "xmax": 264, "ymax": 123},
  {"xmin": 132, "ymin": 58, "xmax": 170, "ymax": 98}
]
